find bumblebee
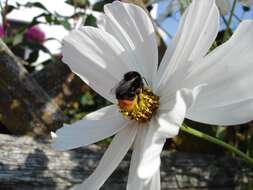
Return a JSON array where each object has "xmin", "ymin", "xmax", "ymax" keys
[{"xmin": 115, "ymin": 71, "xmax": 144, "ymax": 111}]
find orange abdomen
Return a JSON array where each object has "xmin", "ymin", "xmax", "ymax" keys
[{"xmin": 118, "ymin": 100, "xmax": 134, "ymax": 111}]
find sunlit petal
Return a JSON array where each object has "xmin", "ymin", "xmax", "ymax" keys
[
  {"xmin": 155, "ymin": 0, "xmax": 219, "ymax": 94},
  {"xmin": 146, "ymin": 168, "xmax": 161, "ymax": 190},
  {"xmin": 186, "ymin": 21, "xmax": 253, "ymax": 125},
  {"xmin": 52, "ymin": 105, "xmax": 127, "ymax": 150},
  {"xmin": 72, "ymin": 124, "xmax": 138, "ymax": 190},
  {"xmin": 126, "ymin": 127, "xmax": 151, "ymax": 190},
  {"xmin": 62, "ymin": 26, "xmax": 132, "ymax": 103},
  {"xmin": 98, "ymin": 1, "xmax": 158, "ymax": 86}
]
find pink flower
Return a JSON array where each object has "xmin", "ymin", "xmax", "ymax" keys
[
  {"xmin": 0, "ymin": 25, "xmax": 5, "ymax": 38},
  {"xmin": 24, "ymin": 26, "xmax": 45, "ymax": 44}
]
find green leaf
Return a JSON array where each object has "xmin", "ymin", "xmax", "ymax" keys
[
  {"xmin": 45, "ymin": 14, "xmax": 53, "ymax": 24},
  {"xmin": 6, "ymin": 5, "xmax": 16, "ymax": 14},
  {"xmin": 84, "ymin": 14, "xmax": 97, "ymax": 27},
  {"xmin": 69, "ymin": 12, "xmax": 86, "ymax": 19},
  {"xmin": 13, "ymin": 33, "xmax": 23, "ymax": 46},
  {"xmin": 215, "ymin": 126, "xmax": 226, "ymax": 139},
  {"xmin": 66, "ymin": 0, "xmax": 90, "ymax": 8},
  {"xmin": 80, "ymin": 92, "xmax": 95, "ymax": 106},
  {"xmin": 61, "ymin": 18, "xmax": 71, "ymax": 30},
  {"xmin": 93, "ymin": 0, "xmax": 113, "ymax": 12},
  {"xmin": 18, "ymin": 2, "xmax": 49, "ymax": 12}
]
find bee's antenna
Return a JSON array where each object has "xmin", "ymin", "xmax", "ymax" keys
[{"xmin": 142, "ymin": 77, "xmax": 149, "ymax": 87}]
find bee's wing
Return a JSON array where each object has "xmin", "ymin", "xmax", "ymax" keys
[
  {"xmin": 110, "ymin": 80, "xmax": 125, "ymax": 97},
  {"xmin": 111, "ymin": 79, "xmax": 135, "ymax": 100}
]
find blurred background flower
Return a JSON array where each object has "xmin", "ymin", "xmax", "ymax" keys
[
  {"xmin": 0, "ymin": 25, "xmax": 5, "ymax": 38},
  {"xmin": 24, "ymin": 26, "xmax": 45, "ymax": 44}
]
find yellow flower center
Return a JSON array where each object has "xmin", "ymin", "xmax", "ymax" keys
[{"xmin": 118, "ymin": 88, "xmax": 159, "ymax": 123}]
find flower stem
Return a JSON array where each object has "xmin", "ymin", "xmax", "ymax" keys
[
  {"xmin": 227, "ymin": 0, "xmax": 237, "ymax": 28},
  {"xmin": 223, "ymin": 0, "xmax": 237, "ymax": 41},
  {"xmin": 180, "ymin": 124, "xmax": 253, "ymax": 165}
]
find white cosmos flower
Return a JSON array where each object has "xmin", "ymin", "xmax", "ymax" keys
[{"xmin": 52, "ymin": 0, "xmax": 253, "ymax": 189}]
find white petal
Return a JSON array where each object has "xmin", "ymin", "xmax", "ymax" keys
[
  {"xmin": 155, "ymin": 0, "xmax": 219, "ymax": 94},
  {"xmin": 130, "ymin": 86, "xmax": 204, "ymax": 182},
  {"xmin": 62, "ymin": 26, "xmax": 132, "ymax": 103},
  {"xmin": 128, "ymin": 118, "xmax": 176, "ymax": 186},
  {"xmin": 98, "ymin": 1, "xmax": 158, "ymax": 86},
  {"xmin": 187, "ymin": 98, "xmax": 253, "ymax": 125},
  {"xmin": 72, "ymin": 124, "xmax": 137, "ymax": 190},
  {"xmin": 146, "ymin": 168, "xmax": 161, "ymax": 190},
  {"xmin": 157, "ymin": 90, "xmax": 185, "ymax": 138},
  {"xmin": 52, "ymin": 105, "xmax": 127, "ymax": 151},
  {"xmin": 136, "ymin": 120, "xmax": 165, "ymax": 180},
  {"xmin": 186, "ymin": 21, "xmax": 253, "ymax": 125},
  {"xmin": 155, "ymin": 85, "xmax": 205, "ymax": 139},
  {"xmin": 127, "ymin": 127, "xmax": 151, "ymax": 190},
  {"xmin": 127, "ymin": 165, "xmax": 160, "ymax": 190},
  {"xmin": 159, "ymin": 85, "xmax": 206, "ymax": 112},
  {"xmin": 126, "ymin": 85, "xmax": 204, "ymax": 188}
]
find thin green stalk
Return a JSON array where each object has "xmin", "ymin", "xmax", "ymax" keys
[
  {"xmin": 180, "ymin": 124, "xmax": 253, "ymax": 165},
  {"xmin": 223, "ymin": 0, "xmax": 237, "ymax": 41},
  {"xmin": 227, "ymin": 0, "xmax": 237, "ymax": 27}
]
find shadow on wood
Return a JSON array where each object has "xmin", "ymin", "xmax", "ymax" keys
[{"xmin": 0, "ymin": 134, "xmax": 252, "ymax": 190}]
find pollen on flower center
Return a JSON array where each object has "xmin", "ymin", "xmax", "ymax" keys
[{"xmin": 118, "ymin": 88, "xmax": 159, "ymax": 123}]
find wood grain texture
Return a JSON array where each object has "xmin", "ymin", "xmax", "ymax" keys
[
  {"xmin": 0, "ymin": 40, "xmax": 68, "ymax": 135},
  {"xmin": 0, "ymin": 134, "xmax": 252, "ymax": 190}
]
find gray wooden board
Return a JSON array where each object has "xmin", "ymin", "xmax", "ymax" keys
[
  {"xmin": 0, "ymin": 40, "xmax": 68, "ymax": 134},
  {"xmin": 0, "ymin": 134, "xmax": 252, "ymax": 190}
]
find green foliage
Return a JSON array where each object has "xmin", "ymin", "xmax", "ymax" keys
[
  {"xmin": 242, "ymin": 182, "xmax": 253, "ymax": 190},
  {"xmin": 85, "ymin": 14, "xmax": 97, "ymax": 27},
  {"xmin": 93, "ymin": 0, "xmax": 114, "ymax": 12},
  {"xmin": 12, "ymin": 33, "xmax": 23, "ymax": 46},
  {"xmin": 17, "ymin": 2, "xmax": 48, "ymax": 11},
  {"xmin": 66, "ymin": 0, "xmax": 90, "ymax": 8},
  {"xmin": 65, "ymin": 90, "xmax": 109, "ymax": 122},
  {"xmin": 80, "ymin": 92, "xmax": 95, "ymax": 106}
]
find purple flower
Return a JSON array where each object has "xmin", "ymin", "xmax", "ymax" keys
[
  {"xmin": 0, "ymin": 25, "xmax": 5, "ymax": 38},
  {"xmin": 24, "ymin": 26, "xmax": 45, "ymax": 44}
]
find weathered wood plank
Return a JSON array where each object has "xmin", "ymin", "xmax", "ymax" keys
[
  {"xmin": 0, "ymin": 134, "xmax": 252, "ymax": 190},
  {"xmin": 31, "ymin": 62, "xmax": 89, "ymax": 112},
  {"xmin": 0, "ymin": 40, "xmax": 68, "ymax": 135}
]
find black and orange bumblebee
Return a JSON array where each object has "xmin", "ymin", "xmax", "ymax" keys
[{"xmin": 114, "ymin": 71, "xmax": 144, "ymax": 111}]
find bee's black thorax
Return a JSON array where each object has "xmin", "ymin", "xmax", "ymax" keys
[
  {"xmin": 115, "ymin": 71, "xmax": 159, "ymax": 123},
  {"xmin": 115, "ymin": 71, "xmax": 144, "ymax": 100}
]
